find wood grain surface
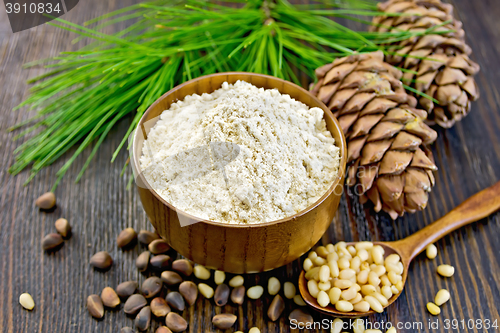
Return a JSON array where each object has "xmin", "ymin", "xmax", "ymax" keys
[{"xmin": 0, "ymin": 0, "xmax": 499, "ymax": 332}]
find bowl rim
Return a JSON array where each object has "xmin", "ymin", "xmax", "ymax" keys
[{"xmin": 132, "ymin": 72, "xmax": 347, "ymax": 228}]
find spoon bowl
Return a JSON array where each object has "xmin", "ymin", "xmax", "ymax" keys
[
  {"xmin": 299, "ymin": 180, "xmax": 500, "ymax": 317},
  {"xmin": 298, "ymin": 241, "xmax": 408, "ymax": 318}
]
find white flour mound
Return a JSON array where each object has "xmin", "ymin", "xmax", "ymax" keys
[{"xmin": 139, "ymin": 81, "xmax": 340, "ymax": 224}]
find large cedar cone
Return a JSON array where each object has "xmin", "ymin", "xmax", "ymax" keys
[
  {"xmin": 370, "ymin": 0, "xmax": 480, "ymax": 128},
  {"xmin": 311, "ymin": 51, "xmax": 438, "ymax": 219}
]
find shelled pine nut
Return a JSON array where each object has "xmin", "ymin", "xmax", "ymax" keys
[
  {"xmin": 437, "ymin": 264, "xmax": 455, "ymax": 277},
  {"xmin": 228, "ymin": 275, "xmax": 244, "ymax": 288},
  {"xmin": 214, "ymin": 270, "xmax": 225, "ymax": 285},
  {"xmin": 198, "ymin": 283, "xmax": 214, "ymax": 299},
  {"xmin": 434, "ymin": 289, "xmax": 450, "ymax": 306},
  {"xmin": 426, "ymin": 244, "xmax": 438, "ymax": 259},
  {"xmin": 247, "ymin": 286, "xmax": 264, "ymax": 300},
  {"xmin": 293, "ymin": 295, "xmax": 306, "ymax": 306},
  {"xmin": 426, "ymin": 302, "xmax": 441, "ymax": 315},
  {"xmin": 283, "ymin": 282, "xmax": 296, "ymax": 299},
  {"xmin": 193, "ymin": 265, "xmax": 210, "ymax": 280},
  {"xmin": 268, "ymin": 277, "xmax": 281, "ymax": 295},
  {"xmin": 331, "ymin": 318, "xmax": 343, "ymax": 333},
  {"xmin": 353, "ymin": 318, "xmax": 365, "ymax": 333}
]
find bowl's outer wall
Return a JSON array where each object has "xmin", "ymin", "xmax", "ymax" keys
[{"xmin": 134, "ymin": 73, "xmax": 347, "ymax": 273}]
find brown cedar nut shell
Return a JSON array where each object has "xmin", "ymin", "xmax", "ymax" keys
[{"xmin": 132, "ymin": 72, "xmax": 347, "ymax": 274}]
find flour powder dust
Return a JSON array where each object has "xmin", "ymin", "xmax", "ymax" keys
[{"xmin": 139, "ymin": 81, "xmax": 340, "ymax": 224}]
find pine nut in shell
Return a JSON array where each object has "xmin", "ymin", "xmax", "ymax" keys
[
  {"xmin": 212, "ymin": 313, "xmax": 237, "ymax": 329},
  {"xmin": 198, "ymin": 283, "xmax": 214, "ymax": 299},
  {"xmin": 193, "ymin": 265, "xmax": 210, "ymax": 280},
  {"xmin": 117, "ymin": 228, "xmax": 137, "ymax": 248},
  {"xmin": 156, "ymin": 327, "xmax": 173, "ymax": 333},
  {"xmin": 426, "ymin": 244, "xmax": 438, "ymax": 259},
  {"xmin": 90, "ymin": 251, "xmax": 113, "ymax": 270},
  {"xmin": 136, "ymin": 251, "xmax": 150, "ymax": 272},
  {"xmin": 166, "ymin": 312, "xmax": 188, "ymax": 332},
  {"xmin": 150, "ymin": 254, "xmax": 171, "ymax": 271},
  {"xmin": 124, "ymin": 294, "xmax": 147, "ymax": 315},
  {"xmin": 87, "ymin": 294, "xmax": 104, "ymax": 319},
  {"xmin": 214, "ymin": 283, "xmax": 230, "ymax": 306},
  {"xmin": 437, "ymin": 264, "xmax": 455, "ymax": 277},
  {"xmin": 141, "ymin": 276, "xmax": 163, "ymax": 298},
  {"xmin": 135, "ymin": 306, "xmax": 151, "ymax": 332},
  {"xmin": 427, "ymin": 302, "xmax": 441, "ymax": 315},
  {"xmin": 247, "ymin": 285, "xmax": 264, "ymax": 299},
  {"xmin": 161, "ymin": 271, "xmax": 183, "ymax": 286},
  {"xmin": 54, "ymin": 218, "xmax": 71, "ymax": 238},
  {"xmin": 228, "ymin": 275, "xmax": 244, "ymax": 287},
  {"xmin": 230, "ymin": 285, "xmax": 245, "ymax": 305},
  {"xmin": 166, "ymin": 292, "xmax": 185, "ymax": 311},
  {"xmin": 42, "ymin": 233, "xmax": 63, "ymax": 251},
  {"xmin": 288, "ymin": 309, "xmax": 313, "ymax": 325},
  {"xmin": 434, "ymin": 289, "xmax": 450, "ymax": 306},
  {"xmin": 148, "ymin": 239, "xmax": 170, "ymax": 254},
  {"xmin": 116, "ymin": 281, "xmax": 138, "ymax": 298},
  {"xmin": 268, "ymin": 277, "xmax": 281, "ymax": 295},
  {"xmin": 150, "ymin": 297, "xmax": 171, "ymax": 317},
  {"xmin": 35, "ymin": 192, "xmax": 56, "ymax": 209},
  {"xmin": 101, "ymin": 287, "xmax": 120, "ymax": 308},
  {"xmin": 267, "ymin": 294, "xmax": 285, "ymax": 321},
  {"xmin": 172, "ymin": 259, "xmax": 193, "ymax": 277},
  {"xmin": 138, "ymin": 230, "xmax": 160, "ymax": 245},
  {"xmin": 179, "ymin": 281, "xmax": 198, "ymax": 306},
  {"xmin": 121, "ymin": 327, "xmax": 134, "ymax": 333},
  {"xmin": 283, "ymin": 282, "xmax": 296, "ymax": 299},
  {"xmin": 19, "ymin": 293, "xmax": 35, "ymax": 310}
]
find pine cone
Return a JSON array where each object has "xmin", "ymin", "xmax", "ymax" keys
[
  {"xmin": 311, "ymin": 51, "xmax": 438, "ymax": 219},
  {"xmin": 370, "ymin": 0, "xmax": 480, "ymax": 128}
]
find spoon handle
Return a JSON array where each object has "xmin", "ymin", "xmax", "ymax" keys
[{"xmin": 394, "ymin": 180, "xmax": 500, "ymax": 261}]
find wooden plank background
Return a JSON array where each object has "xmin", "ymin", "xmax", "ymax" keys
[{"xmin": 0, "ymin": 0, "xmax": 499, "ymax": 332}]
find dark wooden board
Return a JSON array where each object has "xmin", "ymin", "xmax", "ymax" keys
[{"xmin": 0, "ymin": 0, "xmax": 499, "ymax": 332}]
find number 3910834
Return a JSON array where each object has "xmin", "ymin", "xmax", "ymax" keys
[{"xmin": 6, "ymin": 2, "xmax": 62, "ymax": 14}]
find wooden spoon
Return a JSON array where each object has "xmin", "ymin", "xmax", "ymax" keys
[{"xmin": 299, "ymin": 180, "xmax": 500, "ymax": 317}]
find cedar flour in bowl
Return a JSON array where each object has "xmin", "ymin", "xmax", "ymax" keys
[
  {"xmin": 132, "ymin": 72, "xmax": 346, "ymax": 273},
  {"xmin": 139, "ymin": 80, "xmax": 340, "ymax": 224}
]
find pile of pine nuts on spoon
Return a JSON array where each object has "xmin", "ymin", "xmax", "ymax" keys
[{"xmin": 303, "ymin": 241, "xmax": 404, "ymax": 313}]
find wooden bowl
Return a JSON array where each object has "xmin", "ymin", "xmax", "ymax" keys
[{"xmin": 132, "ymin": 72, "xmax": 347, "ymax": 273}]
